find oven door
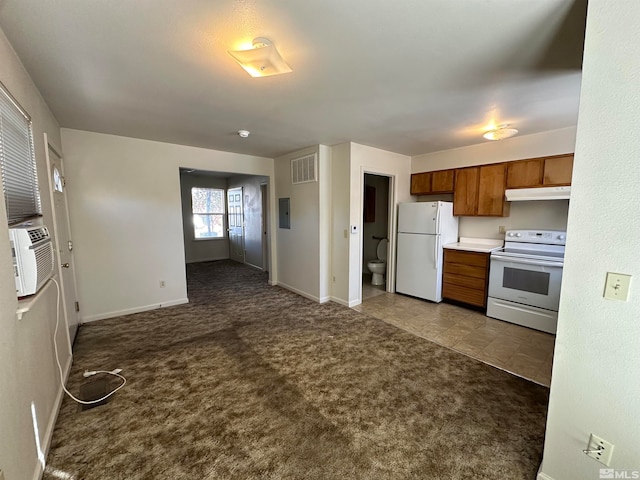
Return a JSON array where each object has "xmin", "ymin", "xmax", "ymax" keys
[{"xmin": 489, "ymin": 254, "xmax": 563, "ymax": 311}]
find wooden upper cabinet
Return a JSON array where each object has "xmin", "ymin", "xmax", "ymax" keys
[
  {"xmin": 477, "ymin": 163, "xmax": 508, "ymax": 216},
  {"xmin": 453, "ymin": 167, "xmax": 479, "ymax": 216},
  {"xmin": 431, "ymin": 170, "xmax": 455, "ymax": 193},
  {"xmin": 454, "ymin": 164, "xmax": 508, "ymax": 216},
  {"xmin": 543, "ymin": 154, "xmax": 574, "ymax": 186},
  {"xmin": 411, "ymin": 169, "xmax": 455, "ymax": 195},
  {"xmin": 506, "ymin": 159, "xmax": 544, "ymax": 188},
  {"xmin": 410, "ymin": 172, "xmax": 432, "ymax": 195}
]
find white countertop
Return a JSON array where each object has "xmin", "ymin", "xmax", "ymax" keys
[{"xmin": 443, "ymin": 237, "xmax": 503, "ymax": 253}]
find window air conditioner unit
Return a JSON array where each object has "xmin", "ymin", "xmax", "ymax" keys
[{"xmin": 9, "ymin": 224, "xmax": 55, "ymax": 297}]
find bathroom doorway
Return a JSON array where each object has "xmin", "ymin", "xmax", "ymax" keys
[{"xmin": 362, "ymin": 173, "xmax": 391, "ymax": 300}]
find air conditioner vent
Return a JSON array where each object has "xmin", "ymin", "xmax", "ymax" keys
[
  {"xmin": 27, "ymin": 227, "xmax": 49, "ymax": 243},
  {"xmin": 291, "ymin": 154, "xmax": 317, "ymax": 184}
]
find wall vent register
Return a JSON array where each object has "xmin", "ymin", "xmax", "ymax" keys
[{"xmin": 291, "ymin": 153, "xmax": 317, "ymax": 184}]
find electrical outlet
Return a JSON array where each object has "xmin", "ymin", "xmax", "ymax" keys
[
  {"xmin": 159, "ymin": 280, "xmax": 166, "ymax": 288},
  {"xmin": 603, "ymin": 272, "xmax": 631, "ymax": 301},
  {"xmin": 584, "ymin": 433, "xmax": 614, "ymax": 466},
  {"xmin": 498, "ymin": 225, "xmax": 506, "ymax": 234}
]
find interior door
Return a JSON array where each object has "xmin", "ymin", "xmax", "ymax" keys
[
  {"xmin": 227, "ymin": 187, "xmax": 245, "ymax": 263},
  {"xmin": 44, "ymin": 135, "xmax": 80, "ymax": 343}
]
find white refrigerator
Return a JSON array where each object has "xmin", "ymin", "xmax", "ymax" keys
[{"xmin": 396, "ymin": 201, "xmax": 459, "ymax": 302}]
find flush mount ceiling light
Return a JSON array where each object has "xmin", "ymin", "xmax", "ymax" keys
[
  {"xmin": 237, "ymin": 130, "xmax": 250, "ymax": 138},
  {"xmin": 483, "ymin": 124, "xmax": 519, "ymax": 141},
  {"xmin": 228, "ymin": 37, "xmax": 292, "ymax": 77}
]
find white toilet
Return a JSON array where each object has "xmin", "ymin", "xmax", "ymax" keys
[{"xmin": 367, "ymin": 238, "xmax": 388, "ymax": 286}]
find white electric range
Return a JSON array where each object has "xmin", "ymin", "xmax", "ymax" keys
[{"xmin": 487, "ymin": 230, "xmax": 566, "ymax": 334}]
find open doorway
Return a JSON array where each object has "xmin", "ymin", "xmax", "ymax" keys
[
  {"xmin": 361, "ymin": 173, "xmax": 391, "ymax": 301},
  {"xmin": 178, "ymin": 169, "xmax": 270, "ymax": 272}
]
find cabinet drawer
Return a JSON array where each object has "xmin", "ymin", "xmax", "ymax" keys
[
  {"xmin": 444, "ymin": 249, "xmax": 488, "ymax": 268},
  {"xmin": 442, "ymin": 283, "xmax": 487, "ymax": 307},
  {"xmin": 443, "ymin": 272, "xmax": 486, "ymax": 290},
  {"xmin": 444, "ymin": 263, "xmax": 487, "ymax": 279}
]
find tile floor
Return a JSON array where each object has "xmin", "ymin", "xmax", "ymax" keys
[{"xmin": 357, "ymin": 278, "xmax": 554, "ymax": 387}]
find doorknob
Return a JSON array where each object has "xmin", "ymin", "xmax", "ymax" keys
[{"xmin": 61, "ymin": 263, "xmax": 70, "ymax": 268}]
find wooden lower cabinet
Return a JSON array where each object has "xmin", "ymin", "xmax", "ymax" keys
[{"xmin": 442, "ymin": 249, "xmax": 490, "ymax": 308}]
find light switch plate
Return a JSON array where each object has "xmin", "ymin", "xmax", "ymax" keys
[{"xmin": 603, "ymin": 272, "xmax": 632, "ymax": 301}]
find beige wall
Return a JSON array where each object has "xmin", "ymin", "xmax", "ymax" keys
[
  {"xmin": 330, "ymin": 143, "xmax": 351, "ymax": 304},
  {"xmin": 61, "ymin": 129, "xmax": 274, "ymax": 322},
  {"xmin": 274, "ymin": 146, "xmax": 323, "ymax": 301},
  {"xmin": 412, "ymin": 126, "xmax": 577, "ymax": 172},
  {"xmin": 538, "ymin": 2, "xmax": 640, "ymax": 479},
  {"xmin": 0, "ymin": 28, "xmax": 71, "ymax": 480}
]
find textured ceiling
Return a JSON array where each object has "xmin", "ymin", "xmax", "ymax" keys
[{"xmin": 0, "ymin": 0, "xmax": 587, "ymax": 158}]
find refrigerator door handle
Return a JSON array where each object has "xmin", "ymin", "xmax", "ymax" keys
[
  {"xmin": 435, "ymin": 204, "xmax": 441, "ymax": 234},
  {"xmin": 434, "ymin": 235, "xmax": 439, "ymax": 269}
]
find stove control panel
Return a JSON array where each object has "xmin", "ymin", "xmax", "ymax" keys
[{"xmin": 504, "ymin": 230, "xmax": 567, "ymax": 245}]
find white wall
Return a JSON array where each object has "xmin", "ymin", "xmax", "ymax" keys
[
  {"xmin": 274, "ymin": 146, "xmax": 323, "ymax": 301},
  {"xmin": 459, "ymin": 201, "xmax": 569, "ymax": 239},
  {"xmin": 538, "ymin": 2, "xmax": 640, "ymax": 479},
  {"xmin": 179, "ymin": 172, "xmax": 229, "ymax": 263},
  {"xmin": 0, "ymin": 28, "xmax": 72, "ymax": 480},
  {"xmin": 348, "ymin": 143, "xmax": 412, "ymax": 305},
  {"xmin": 61, "ymin": 129, "xmax": 274, "ymax": 322},
  {"xmin": 412, "ymin": 126, "xmax": 577, "ymax": 172},
  {"xmin": 228, "ymin": 174, "xmax": 269, "ymax": 269}
]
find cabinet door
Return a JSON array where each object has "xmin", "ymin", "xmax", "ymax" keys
[
  {"xmin": 410, "ymin": 172, "xmax": 432, "ymax": 195},
  {"xmin": 431, "ymin": 170, "xmax": 455, "ymax": 193},
  {"xmin": 543, "ymin": 154, "xmax": 573, "ymax": 186},
  {"xmin": 453, "ymin": 167, "xmax": 479, "ymax": 216},
  {"xmin": 506, "ymin": 159, "xmax": 543, "ymax": 188},
  {"xmin": 477, "ymin": 164, "xmax": 508, "ymax": 216}
]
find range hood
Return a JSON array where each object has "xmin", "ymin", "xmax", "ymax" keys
[{"xmin": 505, "ymin": 186, "xmax": 571, "ymax": 201}]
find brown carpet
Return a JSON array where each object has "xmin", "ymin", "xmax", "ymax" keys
[{"xmin": 44, "ymin": 260, "xmax": 549, "ymax": 479}]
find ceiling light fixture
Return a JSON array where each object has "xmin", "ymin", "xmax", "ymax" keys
[
  {"xmin": 237, "ymin": 130, "xmax": 250, "ymax": 138},
  {"xmin": 228, "ymin": 37, "xmax": 292, "ymax": 77},
  {"xmin": 483, "ymin": 124, "xmax": 519, "ymax": 141}
]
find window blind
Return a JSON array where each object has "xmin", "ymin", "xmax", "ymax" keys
[{"xmin": 0, "ymin": 82, "xmax": 41, "ymax": 224}]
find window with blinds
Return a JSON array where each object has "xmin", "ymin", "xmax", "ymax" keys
[{"xmin": 0, "ymin": 82, "xmax": 41, "ymax": 225}]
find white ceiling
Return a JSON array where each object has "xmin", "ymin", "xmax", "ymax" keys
[{"xmin": 0, "ymin": 0, "xmax": 587, "ymax": 158}]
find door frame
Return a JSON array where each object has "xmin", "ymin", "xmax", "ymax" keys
[
  {"xmin": 357, "ymin": 168, "xmax": 397, "ymax": 304},
  {"xmin": 260, "ymin": 182, "xmax": 269, "ymax": 273},
  {"xmin": 43, "ymin": 132, "xmax": 80, "ymax": 349}
]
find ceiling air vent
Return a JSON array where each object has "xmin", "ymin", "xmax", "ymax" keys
[{"xmin": 291, "ymin": 154, "xmax": 317, "ymax": 184}]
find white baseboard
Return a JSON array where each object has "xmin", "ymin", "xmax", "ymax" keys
[
  {"xmin": 81, "ymin": 298, "xmax": 189, "ymax": 323},
  {"xmin": 277, "ymin": 282, "xmax": 322, "ymax": 303},
  {"xmin": 537, "ymin": 466, "xmax": 555, "ymax": 480},
  {"xmin": 186, "ymin": 256, "xmax": 229, "ymax": 264},
  {"xmin": 32, "ymin": 353, "xmax": 72, "ymax": 480},
  {"xmin": 319, "ymin": 296, "xmax": 331, "ymax": 304},
  {"xmin": 348, "ymin": 299, "xmax": 361, "ymax": 307},
  {"xmin": 330, "ymin": 297, "xmax": 350, "ymax": 307}
]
